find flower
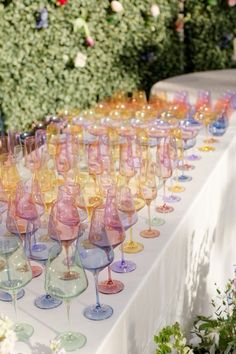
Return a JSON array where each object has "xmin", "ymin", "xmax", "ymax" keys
[
  {"xmin": 228, "ymin": 0, "xmax": 236, "ymax": 6},
  {"xmin": 74, "ymin": 52, "xmax": 87, "ymax": 68},
  {"xmin": 57, "ymin": 0, "xmax": 68, "ymax": 5},
  {"xmin": 35, "ymin": 8, "xmax": 48, "ymax": 30},
  {"xmin": 50, "ymin": 339, "xmax": 66, "ymax": 354},
  {"xmin": 151, "ymin": 4, "xmax": 160, "ymax": 18},
  {"xmin": 0, "ymin": 315, "xmax": 16, "ymax": 354},
  {"xmin": 111, "ymin": 1, "xmax": 124, "ymax": 13},
  {"xmin": 85, "ymin": 36, "xmax": 95, "ymax": 47}
]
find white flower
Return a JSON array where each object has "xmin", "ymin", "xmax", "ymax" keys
[
  {"xmin": 0, "ymin": 329, "xmax": 16, "ymax": 354},
  {"xmin": 0, "ymin": 315, "xmax": 16, "ymax": 354},
  {"xmin": 74, "ymin": 52, "xmax": 87, "ymax": 68},
  {"xmin": 151, "ymin": 4, "xmax": 160, "ymax": 18},
  {"xmin": 111, "ymin": 1, "xmax": 124, "ymax": 13},
  {"xmin": 50, "ymin": 339, "xmax": 66, "ymax": 354}
]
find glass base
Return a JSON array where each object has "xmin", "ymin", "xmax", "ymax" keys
[
  {"xmin": 56, "ymin": 331, "xmax": 86, "ymax": 351},
  {"xmin": 98, "ymin": 279, "xmax": 124, "ymax": 294},
  {"xmin": 156, "ymin": 204, "xmax": 174, "ymax": 213},
  {"xmin": 29, "ymin": 243, "xmax": 52, "ymax": 262},
  {"xmin": 168, "ymin": 184, "xmax": 185, "ymax": 193},
  {"xmin": 198, "ymin": 145, "xmax": 215, "ymax": 152},
  {"xmin": 187, "ymin": 154, "xmax": 201, "ymax": 161},
  {"xmin": 111, "ymin": 259, "xmax": 136, "ymax": 273},
  {"xmin": 31, "ymin": 264, "xmax": 43, "ymax": 278},
  {"xmin": 34, "ymin": 294, "xmax": 62, "ymax": 309},
  {"xmin": 31, "ymin": 243, "xmax": 47, "ymax": 253},
  {"xmin": 164, "ymin": 195, "xmax": 181, "ymax": 203},
  {"xmin": 149, "ymin": 216, "xmax": 165, "ymax": 226},
  {"xmin": 174, "ymin": 175, "xmax": 192, "ymax": 183},
  {"xmin": 14, "ymin": 322, "xmax": 34, "ymax": 342},
  {"xmin": 83, "ymin": 304, "xmax": 113, "ymax": 321},
  {"xmin": 0, "ymin": 289, "xmax": 25, "ymax": 302},
  {"xmin": 123, "ymin": 240, "xmax": 144, "ymax": 254},
  {"xmin": 140, "ymin": 229, "xmax": 160, "ymax": 238},
  {"xmin": 178, "ymin": 163, "xmax": 195, "ymax": 171}
]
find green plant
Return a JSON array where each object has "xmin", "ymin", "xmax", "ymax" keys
[
  {"xmin": 154, "ymin": 279, "xmax": 236, "ymax": 354},
  {"xmin": 184, "ymin": 0, "xmax": 236, "ymax": 73},
  {"xmin": 154, "ymin": 322, "xmax": 193, "ymax": 354},
  {"xmin": 0, "ymin": 0, "xmax": 182, "ymax": 130},
  {"xmin": 191, "ymin": 281, "xmax": 236, "ymax": 353}
]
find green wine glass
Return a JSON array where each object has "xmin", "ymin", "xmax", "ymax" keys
[
  {"xmin": 0, "ymin": 230, "xmax": 34, "ymax": 341},
  {"xmin": 45, "ymin": 241, "xmax": 88, "ymax": 352}
]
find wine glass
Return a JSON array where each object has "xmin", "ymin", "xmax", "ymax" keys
[
  {"xmin": 88, "ymin": 141, "xmax": 103, "ymax": 182},
  {"xmin": 98, "ymin": 187, "xmax": 125, "ymax": 294},
  {"xmin": 177, "ymin": 125, "xmax": 197, "ymax": 173},
  {"xmin": 172, "ymin": 128, "xmax": 193, "ymax": 184},
  {"xmin": 184, "ymin": 109, "xmax": 202, "ymax": 162},
  {"xmin": 111, "ymin": 186, "xmax": 137, "ymax": 273},
  {"xmin": 163, "ymin": 136, "xmax": 181, "ymax": 204},
  {"xmin": 78, "ymin": 206, "xmax": 114, "ymax": 320},
  {"xmin": 24, "ymin": 212, "xmax": 63, "ymax": 310},
  {"xmin": 0, "ymin": 225, "xmax": 34, "ymax": 341},
  {"xmin": 123, "ymin": 177, "xmax": 145, "ymax": 253},
  {"xmin": 24, "ymin": 136, "xmax": 41, "ymax": 172},
  {"xmin": 80, "ymin": 176, "xmax": 103, "ymax": 221},
  {"xmin": 13, "ymin": 179, "xmax": 44, "ymax": 278},
  {"xmin": 195, "ymin": 105, "xmax": 216, "ymax": 152},
  {"xmin": 140, "ymin": 159, "xmax": 160, "ymax": 238},
  {"xmin": 45, "ymin": 240, "xmax": 88, "ymax": 351},
  {"xmin": 119, "ymin": 139, "xmax": 136, "ymax": 186},
  {"xmin": 156, "ymin": 138, "xmax": 174, "ymax": 213}
]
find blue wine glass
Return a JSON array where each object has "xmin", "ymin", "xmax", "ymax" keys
[{"xmin": 78, "ymin": 206, "xmax": 114, "ymax": 320}]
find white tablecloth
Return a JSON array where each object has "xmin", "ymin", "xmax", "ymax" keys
[{"xmin": 2, "ymin": 70, "xmax": 236, "ymax": 354}]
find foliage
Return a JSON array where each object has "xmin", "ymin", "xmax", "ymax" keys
[
  {"xmin": 154, "ymin": 322, "xmax": 193, "ymax": 354},
  {"xmin": 154, "ymin": 280, "xmax": 236, "ymax": 353},
  {"xmin": 0, "ymin": 0, "xmax": 182, "ymax": 130},
  {"xmin": 184, "ymin": 0, "xmax": 236, "ymax": 72}
]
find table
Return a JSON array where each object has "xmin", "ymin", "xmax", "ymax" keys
[{"xmin": 2, "ymin": 70, "xmax": 236, "ymax": 354}]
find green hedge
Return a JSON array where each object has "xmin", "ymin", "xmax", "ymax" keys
[
  {"xmin": 1, "ymin": 1, "xmax": 235, "ymax": 130},
  {"xmin": 184, "ymin": 0, "xmax": 236, "ymax": 72},
  {"xmin": 0, "ymin": 0, "xmax": 182, "ymax": 129}
]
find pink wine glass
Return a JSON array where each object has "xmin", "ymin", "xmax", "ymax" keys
[{"xmin": 98, "ymin": 186, "xmax": 125, "ymax": 294}]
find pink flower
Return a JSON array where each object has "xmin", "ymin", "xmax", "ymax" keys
[
  {"xmin": 85, "ymin": 36, "xmax": 95, "ymax": 47},
  {"xmin": 228, "ymin": 0, "xmax": 236, "ymax": 6}
]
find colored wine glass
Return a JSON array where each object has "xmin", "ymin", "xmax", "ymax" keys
[
  {"xmin": 111, "ymin": 186, "xmax": 137, "ymax": 272},
  {"xmin": 78, "ymin": 206, "xmax": 114, "ymax": 320},
  {"xmin": 0, "ymin": 227, "xmax": 34, "ymax": 341},
  {"xmin": 140, "ymin": 159, "xmax": 160, "ymax": 238},
  {"xmin": 45, "ymin": 241, "xmax": 88, "ymax": 351},
  {"xmin": 98, "ymin": 187, "xmax": 125, "ymax": 294}
]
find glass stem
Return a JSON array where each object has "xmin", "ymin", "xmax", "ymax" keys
[
  {"xmin": 170, "ymin": 177, "xmax": 174, "ymax": 197},
  {"xmin": 12, "ymin": 291, "xmax": 18, "ymax": 322},
  {"xmin": 120, "ymin": 243, "xmax": 126, "ymax": 267},
  {"xmin": 163, "ymin": 179, "xmax": 166, "ymax": 201},
  {"xmin": 181, "ymin": 147, "xmax": 185, "ymax": 177},
  {"xmin": 65, "ymin": 299, "xmax": 71, "ymax": 332},
  {"xmin": 129, "ymin": 227, "xmax": 133, "ymax": 243},
  {"xmin": 147, "ymin": 202, "xmax": 151, "ymax": 231},
  {"xmin": 94, "ymin": 270, "xmax": 101, "ymax": 309},
  {"xmin": 107, "ymin": 265, "xmax": 113, "ymax": 284},
  {"xmin": 205, "ymin": 124, "xmax": 208, "ymax": 141}
]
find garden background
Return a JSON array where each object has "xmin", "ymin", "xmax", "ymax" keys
[{"xmin": 0, "ymin": 0, "xmax": 235, "ymax": 130}]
